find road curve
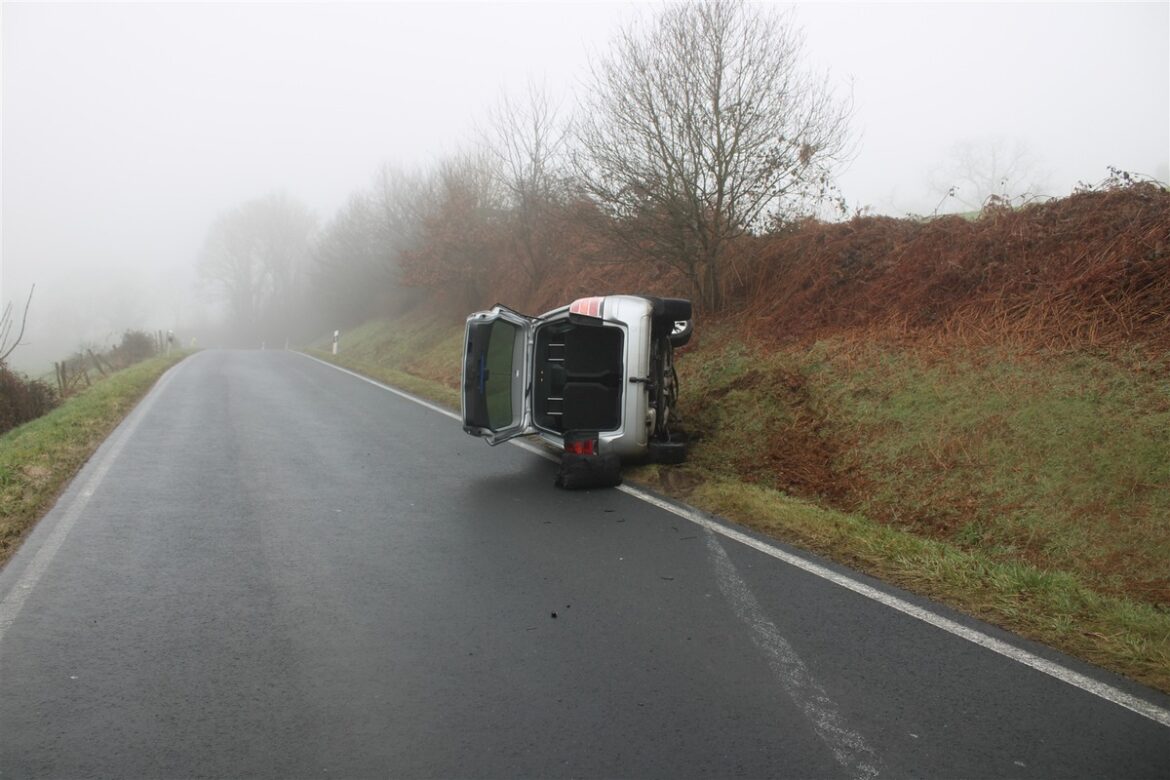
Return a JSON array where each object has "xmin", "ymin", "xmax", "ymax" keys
[{"xmin": 1, "ymin": 349, "xmax": 1167, "ymax": 778}]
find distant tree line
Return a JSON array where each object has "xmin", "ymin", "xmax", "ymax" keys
[{"xmin": 198, "ymin": 0, "xmax": 852, "ymax": 344}]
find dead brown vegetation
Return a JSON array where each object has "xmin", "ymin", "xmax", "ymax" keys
[
  {"xmin": 737, "ymin": 182, "xmax": 1170, "ymax": 350},
  {"xmin": 467, "ymin": 182, "xmax": 1169, "ymax": 355}
]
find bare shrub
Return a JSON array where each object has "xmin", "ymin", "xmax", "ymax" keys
[
  {"xmin": 110, "ymin": 330, "xmax": 157, "ymax": 368},
  {"xmin": 0, "ymin": 365, "xmax": 57, "ymax": 435}
]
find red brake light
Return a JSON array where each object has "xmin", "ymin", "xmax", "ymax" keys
[
  {"xmin": 565, "ymin": 438, "xmax": 598, "ymax": 456},
  {"xmin": 569, "ymin": 297, "xmax": 604, "ymax": 318}
]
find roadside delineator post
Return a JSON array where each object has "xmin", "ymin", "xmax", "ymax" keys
[{"xmin": 332, "ymin": 330, "xmax": 340, "ymax": 355}]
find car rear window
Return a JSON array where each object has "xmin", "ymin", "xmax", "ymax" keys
[{"xmin": 464, "ymin": 319, "xmax": 523, "ymax": 431}]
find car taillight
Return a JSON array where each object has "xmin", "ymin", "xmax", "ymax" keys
[{"xmin": 565, "ymin": 438, "xmax": 598, "ymax": 456}]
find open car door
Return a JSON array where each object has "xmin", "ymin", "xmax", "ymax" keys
[{"xmin": 461, "ymin": 306, "xmax": 536, "ymax": 445}]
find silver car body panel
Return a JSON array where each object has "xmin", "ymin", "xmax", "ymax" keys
[{"xmin": 461, "ymin": 294, "xmax": 657, "ymax": 458}]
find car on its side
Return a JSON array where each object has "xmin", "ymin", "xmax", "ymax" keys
[{"xmin": 461, "ymin": 294, "xmax": 692, "ymax": 486}]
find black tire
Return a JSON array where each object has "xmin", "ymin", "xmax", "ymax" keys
[
  {"xmin": 555, "ymin": 452, "xmax": 623, "ymax": 490},
  {"xmin": 659, "ymin": 298, "xmax": 692, "ymax": 322},
  {"xmin": 669, "ymin": 319, "xmax": 693, "ymax": 347},
  {"xmin": 648, "ymin": 439, "xmax": 687, "ymax": 465},
  {"xmin": 648, "ymin": 297, "xmax": 693, "ymax": 335}
]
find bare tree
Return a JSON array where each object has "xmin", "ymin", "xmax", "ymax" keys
[
  {"xmin": 369, "ymin": 163, "xmax": 429, "ymax": 274},
  {"xmin": 0, "ymin": 285, "xmax": 36, "ymax": 365},
  {"xmin": 399, "ymin": 152, "xmax": 506, "ymax": 308},
  {"xmin": 311, "ymin": 167, "xmax": 425, "ymax": 326},
  {"xmin": 576, "ymin": 0, "xmax": 851, "ymax": 311},
  {"xmin": 929, "ymin": 137, "xmax": 1051, "ymax": 212},
  {"xmin": 482, "ymin": 82, "xmax": 571, "ymax": 290},
  {"xmin": 198, "ymin": 194, "xmax": 316, "ymax": 345},
  {"xmin": 312, "ymin": 191, "xmax": 387, "ymax": 327},
  {"xmin": 307, "ymin": 165, "xmax": 438, "ymax": 329}
]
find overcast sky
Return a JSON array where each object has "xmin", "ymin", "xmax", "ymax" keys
[{"xmin": 2, "ymin": 1, "xmax": 1167, "ymax": 372}]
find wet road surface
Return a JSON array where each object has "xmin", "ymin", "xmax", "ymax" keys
[{"xmin": 1, "ymin": 350, "xmax": 1167, "ymax": 778}]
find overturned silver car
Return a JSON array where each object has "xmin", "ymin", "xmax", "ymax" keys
[{"xmin": 461, "ymin": 295, "xmax": 692, "ymax": 487}]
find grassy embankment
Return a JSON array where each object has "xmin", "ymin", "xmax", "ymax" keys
[
  {"xmin": 311, "ymin": 312, "xmax": 1170, "ymax": 693},
  {"xmin": 0, "ymin": 353, "xmax": 190, "ymax": 567},
  {"xmin": 306, "ymin": 316, "xmax": 464, "ymax": 408}
]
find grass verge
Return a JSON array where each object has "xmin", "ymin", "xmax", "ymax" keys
[
  {"xmin": 306, "ymin": 315, "xmax": 461, "ymax": 410},
  {"xmin": 0, "ymin": 352, "xmax": 190, "ymax": 567},
  {"xmin": 310, "ymin": 315, "xmax": 1170, "ymax": 693}
]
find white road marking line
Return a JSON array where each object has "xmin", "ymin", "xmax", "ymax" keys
[
  {"xmin": 620, "ymin": 484, "xmax": 1170, "ymax": 730},
  {"xmin": 305, "ymin": 352, "xmax": 1170, "ymax": 729},
  {"xmin": 705, "ymin": 531, "xmax": 882, "ymax": 779},
  {"xmin": 0, "ymin": 363, "xmax": 181, "ymax": 652},
  {"xmin": 300, "ymin": 353, "xmax": 462, "ymax": 422}
]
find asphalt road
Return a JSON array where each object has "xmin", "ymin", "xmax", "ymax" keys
[{"xmin": 1, "ymin": 349, "xmax": 1167, "ymax": 779}]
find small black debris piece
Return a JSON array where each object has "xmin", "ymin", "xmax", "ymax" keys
[{"xmin": 551, "ymin": 612, "xmax": 558, "ymax": 619}]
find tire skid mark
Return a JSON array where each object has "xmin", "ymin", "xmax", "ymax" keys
[{"xmin": 705, "ymin": 531, "xmax": 883, "ymax": 780}]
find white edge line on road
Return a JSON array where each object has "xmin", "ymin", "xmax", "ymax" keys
[
  {"xmin": 300, "ymin": 353, "xmax": 465, "ymax": 423},
  {"xmin": 618, "ymin": 485, "xmax": 1170, "ymax": 730},
  {"xmin": 0, "ymin": 362, "xmax": 182, "ymax": 654},
  {"xmin": 303, "ymin": 352, "xmax": 1170, "ymax": 729}
]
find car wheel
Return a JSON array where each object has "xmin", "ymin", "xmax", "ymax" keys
[
  {"xmin": 555, "ymin": 452, "xmax": 623, "ymax": 490},
  {"xmin": 648, "ymin": 439, "xmax": 687, "ymax": 465},
  {"xmin": 649, "ymin": 298, "xmax": 693, "ymax": 335},
  {"xmin": 669, "ymin": 319, "xmax": 693, "ymax": 347},
  {"xmin": 659, "ymin": 298, "xmax": 692, "ymax": 323}
]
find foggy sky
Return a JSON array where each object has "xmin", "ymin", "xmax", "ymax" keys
[{"xmin": 3, "ymin": 1, "xmax": 1167, "ymax": 374}]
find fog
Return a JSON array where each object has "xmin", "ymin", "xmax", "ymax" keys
[{"xmin": 3, "ymin": 1, "xmax": 1167, "ymax": 374}]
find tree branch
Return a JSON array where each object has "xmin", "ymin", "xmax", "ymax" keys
[{"xmin": 0, "ymin": 284, "xmax": 36, "ymax": 364}]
